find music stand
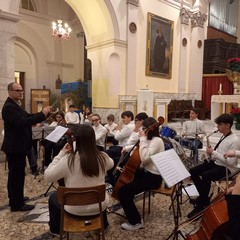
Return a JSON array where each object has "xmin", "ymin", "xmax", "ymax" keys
[{"xmin": 151, "ymin": 149, "xmax": 191, "ymax": 240}]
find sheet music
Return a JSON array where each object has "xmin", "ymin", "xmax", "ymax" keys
[
  {"xmin": 45, "ymin": 126, "xmax": 68, "ymax": 143},
  {"xmin": 151, "ymin": 148, "xmax": 190, "ymax": 187}
]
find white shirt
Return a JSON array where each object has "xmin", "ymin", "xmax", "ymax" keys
[
  {"xmin": 112, "ymin": 121, "xmax": 135, "ymax": 146},
  {"xmin": 182, "ymin": 119, "xmax": 205, "ymax": 139},
  {"xmin": 139, "ymin": 136, "xmax": 165, "ymax": 175},
  {"xmin": 65, "ymin": 111, "xmax": 80, "ymax": 124},
  {"xmin": 104, "ymin": 122, "xmax": 118, "ymax": 136},
  {"xmin": 212, "ymin": 132, "xmax": 240, "ymax": 173},
  {"xmin": 92, "ymin": 124, "xmax": 108, "ymax": 148}
]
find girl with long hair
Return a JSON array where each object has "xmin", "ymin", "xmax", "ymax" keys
[{"xmin": 44, "ymin": 124, "xmax": 114, "ymax": 237}]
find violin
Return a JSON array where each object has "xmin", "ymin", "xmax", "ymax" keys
[{"xmin": 111, "ymin": 116, "xmax": 165, "ymax": 200}]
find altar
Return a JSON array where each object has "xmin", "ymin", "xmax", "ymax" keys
[{"xmin": 211, "ymin": 95, "xmax": 240, "ymax": 121}]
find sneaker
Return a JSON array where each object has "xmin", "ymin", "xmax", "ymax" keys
[
  {"xmin": 121, "ymin": 221, "xmax": 144, "ymax": 231},
  {"xmin": 187, "ymin": 206, "xmax": 204, "ymax": 219}
]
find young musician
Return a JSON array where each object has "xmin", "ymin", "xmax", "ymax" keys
[
  {"xmin": 44, "ymin": 124, "xmax": 114, "ymax": 237},
  {"xmin": 187, "ymin": 114, "xmax": 240, "ymax": 219},
  {"xmin": 181, "ymin": 108, "xmax": 205, "ymax": 164},
  {"xmin": 91, "ymin": 113, "xmax": 108, "ymax": 151},
  {"xmin": 118, "ymin": 117, "xmax": 164, "ymax": 230}
]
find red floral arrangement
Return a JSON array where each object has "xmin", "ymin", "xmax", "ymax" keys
[
  {"xmin": 231, "ymin": 107, "xmax": 240, "ymax": 123},
  {"xmin": 227, "ymin": 58, "xmax": 240, "ymax": 72}
]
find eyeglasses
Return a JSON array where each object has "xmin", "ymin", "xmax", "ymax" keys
[
  {"xmin": 92, "ymin": 119, "xmax": 100, "ymax": 122},
  {"xmin": 11, "ymin": 89, "xmax": 24, "ymax": 93}
]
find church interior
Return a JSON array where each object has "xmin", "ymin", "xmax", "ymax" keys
[{"xmin": 1, "ymin": 0, "xmax": 240, "ymax": 239}]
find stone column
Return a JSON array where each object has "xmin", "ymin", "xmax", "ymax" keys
[
  {"xmin": 154, "ymin": 98, "xmax": 171, "ymax": 122},
  {"xmin": 0, "ymin": 12, "xmax": 20, "ymax": 112},
  {"xmin": 0, "ymin": 12, "xmax": 20, "ymax": 162}
]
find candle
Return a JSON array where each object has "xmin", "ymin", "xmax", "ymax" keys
[{"xmin": 219, "ymin": 83, "xmax": 222, "ymax": 92}]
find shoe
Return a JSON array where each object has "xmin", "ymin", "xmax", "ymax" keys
[
  {"xmin": 121, "ymin": 220, "xmax": 144, "ymax": 231},
  {"xmin": 11, "ymin": 204, "xmax": 35, "ymax": 212},
  {"xmin": 189, "ymin": 197, "xmax": 199, "ymax": 205},
  {"xmin": 187, "ymin": 206, "xmax": 204, "ymax": 219},
  {"xmin": 23, "ymin": 196, "xmax": 30, "ymax": 202},
  {"xmin": 49, "ymin": 230, "xmax": 66, "ymax": 238}
]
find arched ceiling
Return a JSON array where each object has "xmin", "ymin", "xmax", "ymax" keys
[{"xmin": 65, "ymin": 0, "xmax": 116, "ymax": 45}]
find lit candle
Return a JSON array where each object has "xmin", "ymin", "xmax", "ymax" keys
[{"xmin": 219, "ymin": 83, "xmax": 222, "ymax": 92}]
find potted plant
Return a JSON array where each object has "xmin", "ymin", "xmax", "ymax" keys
[
  {"xmin": 230, "ymin": 107, "xmax": 240, "ymax": 130},
  {"xmin": 226, "ymin": 58, "xmax": 240, "ymax": 94}
]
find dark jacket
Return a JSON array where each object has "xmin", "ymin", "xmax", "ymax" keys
[{"xmin": 1, "ymin": 97, "xmax": 46, "ymax": 153}]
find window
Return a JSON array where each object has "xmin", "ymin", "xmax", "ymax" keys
[{"xmin": 21, "ymin": 0, "xmax": 35, "ymax": 12}]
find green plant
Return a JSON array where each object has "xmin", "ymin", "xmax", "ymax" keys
[
  {"xmin": 231, "ymin": 107, "xmax": 240, "ymax": 123},
  {"xmin": 227, "ymin": 58, "xmax": 240, "ymax": 72}
]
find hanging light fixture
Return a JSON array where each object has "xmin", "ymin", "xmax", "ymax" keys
[{"xmin": 51, "ymin": 0, "xmax": 71, "ymax": 40}]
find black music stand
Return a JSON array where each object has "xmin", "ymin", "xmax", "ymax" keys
[{"xmin": 151, "ymin": 149, "xmax": 191, "ymax": 240}]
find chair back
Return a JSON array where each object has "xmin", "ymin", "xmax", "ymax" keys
[
  {"xmin": 57, "ymin": 184, "xmax": 106, "ymax": 240},
  {"xmin": 57, "ymin": 184, "xmax": 106, "ymax": 206}
]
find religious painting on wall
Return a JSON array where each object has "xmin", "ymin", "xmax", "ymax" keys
[{"xmin": 146, "ymin": 13, "xmax": 174, "ymax": 79}]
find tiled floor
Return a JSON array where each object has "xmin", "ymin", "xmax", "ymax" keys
[{"xmin": 0, "ymin": 120, "xmax": 239, "ymax": 240}]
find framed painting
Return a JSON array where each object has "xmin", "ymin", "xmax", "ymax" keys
[{"xmin": 146, "ymin": 13, "xmax": 174, "ymax": 79}]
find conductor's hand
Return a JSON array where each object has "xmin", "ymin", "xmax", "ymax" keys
[
  {"xmin": 224, "ymin": 149, "xmax": 236, "ymax": 158},
  {"xmin": 62, "ymin": 143, "xmax": 72, "ymax": 154},
  {"xmin": 42, "ymin": 106, "xmax": 51, "ymax": 116}
]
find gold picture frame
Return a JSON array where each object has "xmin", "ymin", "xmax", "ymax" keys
[{"xmin": 146, "ymin": 13, "xmax": 174, "ymax": 79}]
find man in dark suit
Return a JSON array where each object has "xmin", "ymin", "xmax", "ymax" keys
[{"xmin": 1, "ymin": 82, "xmax": 51, "ymax": 212}]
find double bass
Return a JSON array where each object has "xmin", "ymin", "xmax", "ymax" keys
[{"xmin": 111, "ymin": 116, "xmax": 165, "ymax": 200}]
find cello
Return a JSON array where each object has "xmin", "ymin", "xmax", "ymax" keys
[
  {"xmin": 185, "ymin": 178, "xmax": 239, "ymax": 240},
  {"xmin": 111, "ymin": 116, "xmax": 165, "ymax": 200}
]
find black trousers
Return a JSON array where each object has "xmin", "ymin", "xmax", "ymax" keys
[
  {"xmin": 118, "ymin": 168, "xmax": 162, "ymax": 225},
  {"xmin": 6, "ymin": 152, "xmax": 26, "ymax": 209},
  {"xmin": 189, "ymin": 160, "xmax": 229, "ymax": 208}
]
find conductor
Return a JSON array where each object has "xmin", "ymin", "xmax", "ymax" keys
[{"xmin": 1, "ymin": 82, "xmax": 51, "ymax": 212}]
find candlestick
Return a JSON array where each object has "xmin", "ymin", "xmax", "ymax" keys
[{"xmin": 219, "ymin": 83, "xmax": 222, "ymax": 92}]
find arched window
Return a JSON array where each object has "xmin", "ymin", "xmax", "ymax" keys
[{"xmin": 21, "ymin": 0, "xmax": 35, "ymax": 12}]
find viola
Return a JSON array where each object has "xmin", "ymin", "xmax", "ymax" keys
[{"xmin": 111, "ymin": 116, "xmax": 165, "ymax": 200}]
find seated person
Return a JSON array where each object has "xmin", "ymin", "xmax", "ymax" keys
[
  {"xmin": 105, "ymin": 111, "xmax": 135, "ymax": 184},
  {"xmin": 119, "ymin": 117, "xmax": 164, "ymax": 231},
  {"xmin": 43, "ymin": 111, "xmax": 67, "ymax": 167},
  {"xmin": 112, "ymin": 112, "xmax": 148, "ymax": 185},
  {"xmin": 79, "ymin": 104, "xmax": 86, "ymax": 124},
  {"xmin": 65, "ymin": 104, "xmax": 79, "ymax": 124},
  {"xmin": 187, "ymin": 114, "xmax": 240, "ymax": 219},
  {"xmin": 44, "ymin": 124, "xmax": 114, "ymax": 237},
  {"xmin": 104, "ymin": 114, "xmax": 118, "ymax": 145},
  {"xmin": 178, "ymin": 108, "xmax": 205, "ymax": 163},
  {"xmin": 91, "ymin": 113, "xmax": 108, "ymax": 151},
  {"xmin": 83, "ymin": 111, "xmax": 93, "ymax": 124}
]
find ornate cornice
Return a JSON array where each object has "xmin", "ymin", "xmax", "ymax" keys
[
  {"xmin": 126, "ymin": 0, "xmax": 139, "ymax": 7},
  {"xmin": 0, "ymin": 10, "xmax": 20, "ymax": 22},
  {"xmin": 180, "ymin": 8, "xmax": 207, "ymax": 28}
]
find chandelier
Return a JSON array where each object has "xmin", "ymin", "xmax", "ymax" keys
[
  {"xmin": 51, "ymin": 0, "xmax": 71, "ymax": 40},
  {"xmin": 52, "ymin": 20, "xmax": 71, "ymax": 40}
]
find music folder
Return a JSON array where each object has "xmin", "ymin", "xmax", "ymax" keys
[{"xmin": 151, "ymin": 148, "xmax": 190, "ymax": 187}]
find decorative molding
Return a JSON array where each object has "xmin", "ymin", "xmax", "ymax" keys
[
  {"xmin": 0, "ymin": 10, "xmax": 20, "ymax": 22},
  {"xmin": 180, "ymin": 8, "xmax": 207, "ymax": 28},
  {"xmin": 126, "ymin": 0, "xmax": 139, "ymax": 7}
]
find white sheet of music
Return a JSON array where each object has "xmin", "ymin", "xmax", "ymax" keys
[
  {"xmin": 45, "ymin": 126, "xmax": 68, "ymax": 143},
  {"xmin": 151, "ymin": 149, "xmax": 190, "ymax": 187}
]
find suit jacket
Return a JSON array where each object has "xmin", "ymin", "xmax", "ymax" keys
[{"xmin": 1, "ymin": 97, "xmax": 46, "ymax": 153}]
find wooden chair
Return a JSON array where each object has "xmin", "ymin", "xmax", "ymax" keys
[
  {"xmin": 57, "ymin": 184, "xmax": 106, "ymax": 240},
  {"xmin": 142, "ymin": 182, "xmax": 177, "ymax": 221}
]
